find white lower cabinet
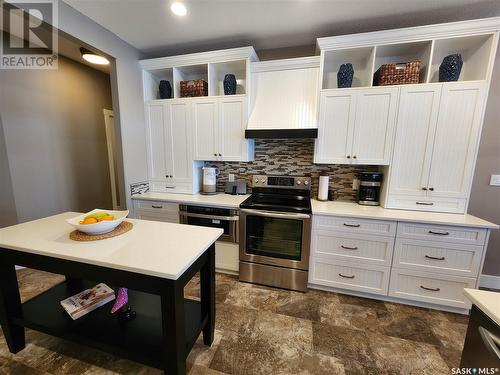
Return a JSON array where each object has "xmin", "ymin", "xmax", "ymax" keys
[
  {"xmin": 133, "ymin": 200, "xmax": 179, "ymax": 223},
  {"xmin": 309, "ymin": 214, "xmax": 488, "ymax": 311},
  {"xmin": 388, "ymin": 269, "xmax": 475, "ymax": 309},
  {"xmin": 310, "ymin": 258, "xmax": 390, "ymax": 295},
  {"xmin": 215, "ymin": 242, "xmax": 239, "ymax": 274}
]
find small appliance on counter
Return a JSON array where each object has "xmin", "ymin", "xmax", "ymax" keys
[
  {"xmin": 225, "ymin": 180, "xmax": 247, "ymax": 195},
  {"xmin": 357, "ymin": 172, "xmax": 383, "ymax": 206},
  {"xmin": 201, "ymin": 166, "xmax": 219, "ymax": 195},
  {"xmin": 317, "ymin": 172, "xmax": 329, "ymax": 201}
]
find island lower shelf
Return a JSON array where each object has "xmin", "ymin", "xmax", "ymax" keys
[{"xmin": 13, "ymin": 280, "xmax": 206, "ymax": 369}]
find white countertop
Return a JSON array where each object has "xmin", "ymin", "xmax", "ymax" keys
[
  {"xmin": 132, "ymin": 192, "xmax": 249, "ymax": 208},
  {"xmin": 0, "ymin": 212, "xmax": 223, "ymax": 280},
  {"xmin": 464, "ymin": 288, "xmax": 500, "ymax": 326},
  {"xmin": 311, "ymin": 200, "xmax": 498, "ymax": 229}
]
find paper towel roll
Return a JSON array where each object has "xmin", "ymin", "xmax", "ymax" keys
[{"xmin": 318, "ymin": 175, "xmax": 329, "ymax": 201}]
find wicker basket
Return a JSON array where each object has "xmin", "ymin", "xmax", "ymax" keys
[
  {"xmin": 373, "ymin": 61, "xmax": 420, "ymax": 86},
  {"xmin": 180, "ymin": 80, "xmax": 208, "ymax": 97}
]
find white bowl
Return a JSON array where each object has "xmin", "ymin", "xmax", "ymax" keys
[{"xmin": 66, "ymin": 209, "xmax": 129, "ymax": 235}]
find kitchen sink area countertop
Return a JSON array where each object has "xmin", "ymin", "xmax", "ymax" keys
[
  {"xmin": 311, "ymin": 200, "xmax": 499, "ymax": 229},
  {"xmin": 464, "ymin": 288, "xmax": 500, "ymax": 326},
  {"xmin": 132, "ymin": 192, "xmax": 250, "ymax": 209}
]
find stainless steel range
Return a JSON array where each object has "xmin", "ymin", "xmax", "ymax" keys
[{"xmin": 239, "ymin": 175, "xmax": 312, "ymax": 292}]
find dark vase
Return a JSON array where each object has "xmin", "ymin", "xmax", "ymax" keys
[
  {"xmin": 337, "ymin": 63, "xmax": 354, "ymax": 88},
  {"xmin": 159, "ymin": 80, "xmax": 172, "ymax": 99},
  {"xmin": 223, "ymin": 74, "xmax": 237, "ymax": 95},
  {"xmin": 439, "ymin": 54, "xmax": 463, "ymax": 82}
]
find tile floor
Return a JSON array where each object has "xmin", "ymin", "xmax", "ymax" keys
[{"xmin": 0, "ymin": 269, "xmax": 470, "ymax": 375}]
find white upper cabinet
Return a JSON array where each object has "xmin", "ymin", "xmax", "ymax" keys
[
  {"xmin": 219, "ymin": 96, "xmax": 250, "ymax": 161},
  {"xmin": 385, "ymin": 82, "xmax": 487, "ymax": 213},
  {"xmin": 351, "ymin": 87, "xmax": 398, "ymax": 164},
  {"xmin": 314, "ymin": 87, "xmax": 398, "ymax": 165},
  {"xmin": 314, "ymin": 90, "xmax": 355, "ymax": 164},
  {"xmin": 192, "ymin": 98, "xmax": 219, "ymax": 161},
  {"xmin": 145, "ymin": 102, "xmax": 167, "ymax": 181},
  {"xmin": 427, "ymin": 82, "xmax": 486, "ymax": 199},
  {"xmin": 388, "ymin": 84, "xmax": 441, "ymax": 197}
]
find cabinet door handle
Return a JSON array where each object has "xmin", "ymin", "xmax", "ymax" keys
[
  {"xmin": 346, "ymin": 155, "xmax": 351, "ymax": 159},
  {"xmin": 422, "ymin": 187, "xmax": 427, "ymax": 191},
  {"xmin": 420, "ymin": 285, "xmax": 440, "ymax": 292},
  {"xmin": 218, "ymin": 153, "xmax": 222, "ymax": 157},
  {"xmin": 343, "ymin": 223, "xmax": 360, "ymax": 228},
  {"xmin": 341, "ymin": 245, "xmax": 358, "ymax": 250},
  {"xmin": 352, "ymin": 155, "xmax": 357, "ymax": 159},
  {"xmin": 425, "ymin": 255, "xmax": 445, "ymax": 261},
  {"xmin": 213, "ymin": 153, "xmax": 217, "ymax": 157},
  {"xmin": 428, "ymin": 230, "xmax": 449, "ymax": 236},
  {"xmin": 429, "ymin": 187, "xmax": 434, "ymax": 191},
  {"xmin": 416, "ymin": 202, "xmax": 434, "ymax": 206},
  {"xmin": 151, "ymin": 205, "xmax": 163, "ymax": 209},
  {"xmin": 339, "ymin": 273, "xmax": 355, "ymax": 279}
]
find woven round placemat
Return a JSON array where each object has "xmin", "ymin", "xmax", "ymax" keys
[{"xmin": 69, "ymin": 221, "xmax": 133, "ymax": 241}]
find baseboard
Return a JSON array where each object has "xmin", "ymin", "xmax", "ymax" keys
[{"xmin": 479, "ymin": 274, "xmax": 500, "ymax": 289}]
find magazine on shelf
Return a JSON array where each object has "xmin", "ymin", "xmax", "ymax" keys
[{"xmin": 60, "ymin": 283, "xmax": 115, "ymax": 320}]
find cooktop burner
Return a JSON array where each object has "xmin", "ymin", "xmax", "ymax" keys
[{"xmin": 240, "ymin": 175, "xmax": 312, "ymax": 214}]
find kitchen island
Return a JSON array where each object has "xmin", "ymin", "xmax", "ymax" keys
[{"xmin": 0, "ymin": 212, "xmax": 223, "ymax": 375}]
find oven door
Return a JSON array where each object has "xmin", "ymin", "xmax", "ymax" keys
[{"xmin": 239, "ymin": 208, "xmax": 311, "ymax": 270}]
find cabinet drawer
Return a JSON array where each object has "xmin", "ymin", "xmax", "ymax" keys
[
  {"xmin": 394, "ymin": 238, "xmax": 483, "ymax": 277},
  {"xmin": 386, "ymin": 195, "xmax": 466, "ymax": 214},
  {"xmin": 310, "ymin": 258, "xmax": 390, "ymax": 295},
  {"xmin": 313, "ymin": 215, "xmax": 396, "ymax": 237},
  {"xmin": 397, "ymin": 222, "xmax": 487, "ymax": 246},
  {"xmin": 149, "ymin": 181, "xmax": 195, "ymax": 194},
  {"xmin": 134, "ymin": 199, "xmax": 178, "ymax": 213},
  {"xmin": 312, "ymin": 230, "xmax": 394, "ymax": 266},
  {"xmin": 134, "ymin": 209, "xmax": 179, "ymax": 224},
  {"xmin": 389, "ymin": 268, "xmax": 475, "ymax": 308}
]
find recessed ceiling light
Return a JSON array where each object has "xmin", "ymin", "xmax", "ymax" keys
[
  {"xmin": 80, "ymin": 47, "xmax": 110, "ymax": 65},
  {"xmin": 171, "ymin": 2, "xmax": 187, "ymax": 16}
]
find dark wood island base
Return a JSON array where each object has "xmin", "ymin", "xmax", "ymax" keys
[{"xmin": 0, "ymin": 243, "xmax": 216, "ymax": 375}]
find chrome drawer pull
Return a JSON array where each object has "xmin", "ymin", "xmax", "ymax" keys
[
  {"xmin": 343, "ymin": 223, "xmax": 360, "ymax": 228},
  {"xmin": 416, "ymin": 202, "xmax": 434, "ymax": 206},
  {"xmin": 151, "ymin": 205, "xmax": 163, "ymax": 209},
  {"xmin": 341, "ymin": 245, "xmax": 358, "ymax": 250},
  {"xmin": 428, "ymin": 230, "xmax": 450, "ymax": 236},
  {"xmin": 339, "ymin": 273, "xmax": 355, "ymax": 279},
  {"xmin": 425, "ymin": 255, "xmax": 445, "ymax": 261},
  {"xmin": 420, "ymin": 285, "xmax": 440, "ymax": 292}
]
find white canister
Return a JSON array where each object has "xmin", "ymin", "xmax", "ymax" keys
[
  {"xmin": 202, "ymin": 166, "xmax": 219, "ymax": 194},
  {"xmin": 318, "ymin": 173, "xmax": 329, "ymax": 201}
]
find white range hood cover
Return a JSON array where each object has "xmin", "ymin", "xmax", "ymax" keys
[{"xmin": 248, "ymin": 56, "xmax": 320, "ymax": 131}]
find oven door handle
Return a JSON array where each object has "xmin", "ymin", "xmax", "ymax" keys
[
  {"xmin": 240, "ymin": 208, "xmax": 310, "ymax": 220},
  {"xmin": 178, "ymin": 212, "xmax": 239, "ymax": 221}
]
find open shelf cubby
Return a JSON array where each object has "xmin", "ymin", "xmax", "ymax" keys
[
  {"xmin": 143, "ymin": 67, "xmax": 174, "ymax": 101},
  {"xmin": 173, "ymin": 64, "xmax": 209, "ymax": 98},
  {"xmin": 373, "ymin": 41, "xmax": 433, "ymax": 84},
  {"xmin": 322, "ymin": 47, "xmax": 375, "ymax": 89},
  {"xmin": 208, "ymin": 60, "xmax": 247, "ymax": 96},
  {"xmin": 429, "ymin": 34, "xmax": 495, "ymax": 82}
]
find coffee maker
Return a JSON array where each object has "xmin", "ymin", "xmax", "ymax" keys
[{"xmin": 357, "ymin": 172, "xmax": 383, "ymax": 206}]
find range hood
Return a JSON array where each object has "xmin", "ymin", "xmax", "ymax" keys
[{"xmin": 246, "ymin": 56, "xmax": 320, "ymax": 139}]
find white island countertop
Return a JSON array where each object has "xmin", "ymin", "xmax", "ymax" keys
[
  {"xmin": 0, "ymin": 212, "xmax": 223, "ymax": 280},
  {"xmin": 132, "ymin": 192, "xmax": 249, "ymax": 209},
  {"xmin": 312, "ymin": 200, "xmax": 498, "ymax": 229},
  {"xmin": 464, "ymin": 288, "xmax": 500, "ymax": 326}
]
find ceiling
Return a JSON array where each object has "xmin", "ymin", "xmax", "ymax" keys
[{"xmin": 63, "ymin": 0, "xmax": 500, "ymax": 58}]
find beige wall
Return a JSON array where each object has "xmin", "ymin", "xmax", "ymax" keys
[
  {"xmin": 469, "ymin": 46, "xmax": 500, "ymax": 277},
  {"xmin": 0, "ymin": 55, "xmax": 113, "ymax": 222},
  {"xmin": 0, "ymin": 115, "xmax": 18, "ymax": 227}
]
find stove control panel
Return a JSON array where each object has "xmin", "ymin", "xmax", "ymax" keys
[{"xmin": 251, "ymin": 175, "xmax": 311, "ymax": 190}]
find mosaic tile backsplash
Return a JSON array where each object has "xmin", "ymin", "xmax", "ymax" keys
[{"xmin": 205, "ymin": 139, "xmax": 378, "ymax": 200}]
